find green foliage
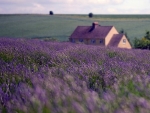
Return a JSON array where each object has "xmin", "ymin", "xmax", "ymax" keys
[
  {"xmin": 134, "ymin": 31, "xmax": 150, "ymax": 49},
  {"xmin": 72, "ymin": 58, "xmax": 81, "ymax": 64},
  {"xmin": 42, "ymin": 106, "xmax": 51, "ymax": 113},
  {"xmin": 107, "ymin": 51, "xmax": 117, "ymax": 58},
  {"xmin": 89, "ymin": 72, "xmax": 106, "ymax": 92},
  {"xmin": 119, "ymin": 80, "xmax": 145, "ymax": 98},
  {"xmin": 145, "ymin": 31, "xmax": 150, "ymax": 40},
  {"xmin": 15, "ymin": 110, "xmax": 25, "ymax": 113},
  {"xmin": 2, "ymin": 107, "xmax": 7, "ymax": 113},
  {"xmin": 16, "ymin": 52, "xmax": 54, "ymax": 69},
  {"xmin": 0, "ymin": 52, "xmax": 14, "ymax": 62}
]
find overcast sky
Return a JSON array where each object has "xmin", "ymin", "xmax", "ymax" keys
[{"xmin": 0, "ymin": 0, "xmax": 150, "ymax": 14}]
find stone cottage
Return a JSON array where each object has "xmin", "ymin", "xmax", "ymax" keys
[{"xmin": 69, "ymin": 22, "xmax": 132, "ymax": 49}]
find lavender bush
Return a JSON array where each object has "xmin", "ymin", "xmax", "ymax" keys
[{"xmin": 1, "ymin": 38, "xmax": 150, "ymax": 113}]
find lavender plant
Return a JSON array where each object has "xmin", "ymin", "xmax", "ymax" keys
[{"xmin": 1, "ymin": 38, "xmax": 150, "ymax": 113}]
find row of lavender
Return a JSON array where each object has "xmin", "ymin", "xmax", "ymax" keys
[{"xmin": 1, "ymin": 38, "xmax": 150, "ymax": 113}]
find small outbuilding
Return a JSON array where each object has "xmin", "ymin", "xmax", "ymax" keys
[{"xmin": 69, "ymin": 22, "xmax": 132, "ymax": 49}]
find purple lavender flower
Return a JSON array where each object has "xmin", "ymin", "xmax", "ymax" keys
[{"xmin": 1, "ymin": 38, "xmax": 150, "ymax": 112}]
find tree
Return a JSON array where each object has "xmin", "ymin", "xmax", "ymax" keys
[
  {"xmin": 134, "ymin": 31, "xmax": 150, "ymax": 49},
  {"xmin": 119, "ymin": 29, "xmax": 124, "ymax": 34},
  {"xmin": 88, "ymin": 13, "xmax": 93, "ymax": 18},
  {"xmin": 145, "ymin": 31, "xmax": 150, "ymax": 40},
  {"xmin": 49, "ymin": 11, "xmax": 54, "ymax": 15},
  {"xmin": 134, "ymin": 38, "xmax": 140, "ymax": 48}
]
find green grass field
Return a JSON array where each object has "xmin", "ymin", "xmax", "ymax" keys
[{"xmin": 0, "ymin": 14, "xmax": 150, "ymax": 45}]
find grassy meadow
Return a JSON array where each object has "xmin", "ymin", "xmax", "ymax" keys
[{"xmin": 0, "ymin": 14, "xmax": 150, "ymax": 45}]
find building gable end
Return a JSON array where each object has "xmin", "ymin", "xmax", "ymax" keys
[{"xmin": 105, "ymin": 26, "xmax": 118, "ymax": 46}]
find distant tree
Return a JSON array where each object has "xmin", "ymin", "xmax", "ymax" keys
[
  {"xmin": 49, "ymin": 11, "xmax": 54, "ymax": 15},
  {"xmin": 119, "ymin": 29, "xmax": 124, "ymax": 34},
  {"xmin": 88, "ymin": 13, "xmax": 93, "ymax": 18}
]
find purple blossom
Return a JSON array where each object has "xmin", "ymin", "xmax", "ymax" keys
[{"xmin": 1, "ymin": 38, "xmax": 150, "ymax": 112}]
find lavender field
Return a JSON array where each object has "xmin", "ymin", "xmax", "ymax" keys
[{"xmin": 1, "ymin": 38, "xmax": 150, "ymax": 113}]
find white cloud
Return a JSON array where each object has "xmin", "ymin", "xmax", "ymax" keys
[
  {"xmin": 45, "ymin": 0, "xmax": 73, "ymax": 4},
  {"xmin": 1, "ymin": 0, "xmax": 24, "ymax": 2},
  {"xmin": 112, "ymin": 0, "xmax": 124, "ymax": 4},
  {"xmin": 107, "ymin": 8, "xmax": 118, "ymax": 13},
  {"xmin": 125, "ymin": 9, "xmax": 149, "ymax": 14},
  {"xmin": 0, "ymin": 0, "xmax": 149, "ymax": 14},
  {"xmin": 16, "ymin": 3, "xmax": 45, "ymax": 13},
  {"xmin": 74, "ymin": 0, "xmax": 123, "ymax": 4},
  {"xmin": 88, "ymin": 0, "xmax": 110, "ymax": 4},
  {"xmin": 0, "ymin": 8, "xmax": 3, "ymax": 12},
  {"xmin": 0, "ymin": 2, "xmax": 46, "ymax": 14},
  {"xmin": 33, "ymin": 3, "xmax": 44, "ymax": 9},
  {"xmin": 0, "ymin": 0, "xmax": 25, "ymax": 4}
]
